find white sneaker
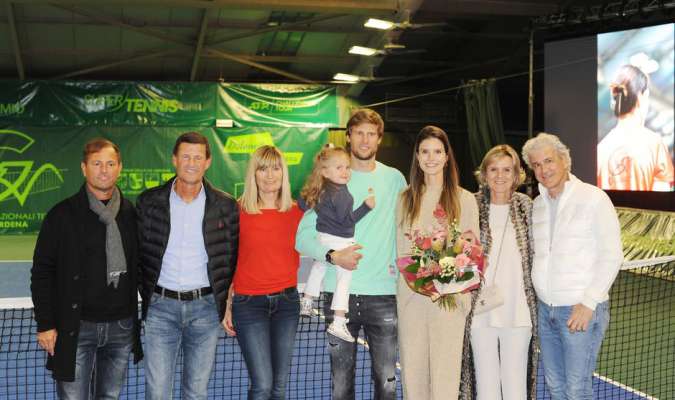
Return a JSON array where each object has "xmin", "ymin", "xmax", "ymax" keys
[
  {"xmin": 300, "ymin": 297, "xmax": 313, "ymax": 317},
  {"xmin": 327, "ymin": 320, "xmax": 355, "ymax": 342}
]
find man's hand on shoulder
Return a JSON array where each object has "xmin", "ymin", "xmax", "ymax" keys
[
  {"xmin": 37, "ymin": 329, "xmax": 57, "ymax": 356},
  {"xmin": 331, "ymin": 244, "xmax": 363, "ymax": 270},
  {"xmin": 567, "ymin": 303, "xmax": 593, "ymax": 333}
]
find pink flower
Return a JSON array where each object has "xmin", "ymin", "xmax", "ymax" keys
[
  {"xmin": 416, "ymin": 237, "xmax": 432, "ymax": 250},
  {"xmin": 455, "ymin": 253, "xmax": 471, "ymax": 267},
  {"xmin": 396, "ymin": 256, "xmax": 415, "ymax": 269},
  {"xmin": 414, "ymin": 236, "xmax": 423, "ymax": 247},
  {"xmin": 466, "ymin": 248, "xmax": 485, "ymax": 272},
  {"xmin": 416, "ymin": 267, "xmax": 432, "ymax": 279},
  {"xmin": 433, "ymin": 204, "xmax": 446, "ymax": 220}
]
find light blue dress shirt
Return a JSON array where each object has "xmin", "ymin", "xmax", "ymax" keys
[{"xmin": 157, "ymin": 181, "xmax": 210, "ymax": 291}]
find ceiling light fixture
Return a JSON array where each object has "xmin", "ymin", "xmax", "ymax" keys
[
  {"xmin": 364, "ymin": 18, "xmax": 395, "ymax": 30},
  {"xmin": 333, "ymin": 73, "xmax": 361, "ymax": 83},
  {"xmin": 348, "ymin": 46, "xmax": 379, "ymax": 56}
]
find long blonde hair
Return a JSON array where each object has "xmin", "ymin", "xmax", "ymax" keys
[
  {"xmin": 300, "ymin": 146, "xmax": 350, "ymax": 209},
  {"xmin": 399, "ymin": 126, "xmax": 460, "ymax": 227},
  {"xmin": 240, "ymin": 145, "xmax": 293, "ymax": 213}
]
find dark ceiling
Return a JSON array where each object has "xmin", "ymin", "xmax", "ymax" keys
[
  {"xmin": 1, "ymin": 1, "xmax": 672, "ymax": 103},
  {"xmin": 0, "ymin": 1, "xmax": 587, "ymax": 87}
]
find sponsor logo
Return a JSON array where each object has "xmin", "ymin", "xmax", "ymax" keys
[
  {"xmin": 246, "ymin": 99, "xmax": 320, "ymax": 116},
  {"xmin": 0, "ymin": 213, "xmax": 44, "ymax": 229},
  {"xmin": 0, "ymin": 130, "xmax": 64, "ymax": 207},
  {"xmin": 117, "ymin": 169, "xmax": 174, "ymax": 194},
  {"xmin": 82, "ymin": 94, "xmax": 203, "ymax": 114},
  {"xmin": 224, "ymin": 132, "xmax": 275, "ymax": 154},
  {"xmin": 0, "ymin": 102, "xmax": 25, "ymax": 116},
  {"xmin": 249, "ymin": 100, "xmax": 311, "ymax": 113},
  {"xmin": 223, "ymin": 132, "xmax": 303, "ymax": 165}
]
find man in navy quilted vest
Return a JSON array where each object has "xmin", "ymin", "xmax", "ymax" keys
[{"xmin": 137, "ymin": 132, "xmax": 239, "ymax": 400}]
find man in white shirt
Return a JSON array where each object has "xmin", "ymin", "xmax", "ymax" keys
[{"xmin": 522, "ymin": 132, "xmax": 623, "ymax": 400}]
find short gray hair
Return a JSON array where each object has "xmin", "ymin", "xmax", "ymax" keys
[{"xmin": 522, "ymin": 132, "xmax": 572, "ymax": 171}]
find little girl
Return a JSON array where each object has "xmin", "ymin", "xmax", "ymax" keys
[{"xmin": 299, "ymin": 145, "xmax": 375, "ymax": 342}]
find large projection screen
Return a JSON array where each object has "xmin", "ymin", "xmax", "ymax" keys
[
  {"xmin": 544, "ymin": 23, "xmax": 674, "ymax": 209},
  {"xmin": 597, "ymin": 24, "xmax": 674, "ymax": 192}
]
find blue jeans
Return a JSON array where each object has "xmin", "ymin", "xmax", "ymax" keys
[
  {"xmin": 232, "ymin": 288, "xmax": 300, "ymax": 400},
  {"xmin": 56, "ymin": 317, "xmax": 134, "ymax": 400},
  {"xmin": 323, "ymin": 293, "xmax": 397, "ymax": 400},
  {"xmin": 144, "ymin": 293, "xmax": 221, "ymax": 400},
  {"xmin": 538, "ymin": 301, "xmax": 610, "ymax": 400}
]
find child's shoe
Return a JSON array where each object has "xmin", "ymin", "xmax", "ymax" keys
[
  {"xmin": 327, "ymin": 319, "xmax": 355, "ymax": 342},
  {"xmin": 300, "ymin": 297, "xmax": 313, "ymax": 317}
]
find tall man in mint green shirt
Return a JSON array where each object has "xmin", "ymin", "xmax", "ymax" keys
[{"xmin": 296, "ymin": 109, "xmax": 406, "ymax": 400}]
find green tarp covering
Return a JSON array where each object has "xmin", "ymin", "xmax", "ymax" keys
[
  {"xmin": 218, "ymin": 83, "xmax": 338, "ymax": 127},
  {"xmin": 0, "ymin": 81, "xmax": 338, "ymax": 127},
  {"xmin": 0, "ymin": 81, "xmax": 335, "ymax": 234}
]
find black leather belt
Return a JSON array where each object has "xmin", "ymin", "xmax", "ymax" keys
[
  {"xmin": 154, "ymin": 285, "xmax": 212, "ymax": 301},
  {"xmin": 266, "ymin": 287, "xmax": 296, "ymax": 296}
]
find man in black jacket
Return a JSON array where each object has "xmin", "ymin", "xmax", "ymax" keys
[
  {"xmin": 31, "ymin": 138, "xmax": 142, "ymax": 399},
  {"xmin": 137, "ymin": 132, "xmax": 238, "ymax": 399}
]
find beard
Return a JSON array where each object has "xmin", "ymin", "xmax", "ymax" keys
[{"xmin": 350, "ymin": 147, "xmax": 377, "ymax": 161}]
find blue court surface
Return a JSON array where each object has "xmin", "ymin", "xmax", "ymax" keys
[
  {"xmin": 0, "ymin": 261, "xmax": 662, "ymax": 399},
  {"xmin": 0, "ymin": 260, "xmax": 31, "ymax": 299}
]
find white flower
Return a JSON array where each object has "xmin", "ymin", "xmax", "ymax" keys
[
  {"xmin": 439, "ymin": 256, "xmax": 453, "ymax": 268},
  {"xmin": 439, "ymin": 256, "xmax": 455, "ymax": 278}
]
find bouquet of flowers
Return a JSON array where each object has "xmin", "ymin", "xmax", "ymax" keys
[{"xmin": 397, "ymin": 204, "xmax": 484, "ymax": 310}]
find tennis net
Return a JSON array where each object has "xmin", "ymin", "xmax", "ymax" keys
[{"xmin": 1, "ymin": 258, "xmax": 672, "ymax": 399}]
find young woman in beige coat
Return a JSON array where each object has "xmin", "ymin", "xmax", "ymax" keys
[{"xmin": 396, "ymin": 126, "xmax": 479, "ymax": 400}]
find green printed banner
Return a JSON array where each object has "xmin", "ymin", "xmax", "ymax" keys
[
  {"xmin": 0, "ymin": 81, "xmax": 217, "ymax": 127},
  {"xmin": 45, "ymin": 82, "xmax": 217, "ymax": 126},
  {"xmin": 1, "ymin": 81, "xmax": 339, "ymax": 127},
  {"xmin": 218, "ymin": 83, "xmax": 339, "ymax": 127},
  {"xmin": 0, "ymin": 126, "xmax": 175, "ymax": 233},
  {"xmin": 0, "ymin": 81, "xmax": 40, "ymax": 124},
  {"xmin": 0, "ymin": 80, "xmax": 334, "ymax": 233},
  {"xmin": 0, "ymin": 126, "xmax": 326, "ymax": 233},
  {"xmin": 212, "ymin": 126, "xmax": 328, "ymax": 198}
]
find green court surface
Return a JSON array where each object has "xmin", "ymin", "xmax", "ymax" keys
[
  {"xmin": 0, "ymin": 235, "xmax": 37, "ymax": 260},
  {"xmin": 596, "ymin": 269, "xmax": 675, "ymax": 399}
]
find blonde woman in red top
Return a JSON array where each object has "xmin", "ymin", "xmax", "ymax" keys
[{"xmin": 223, "ymin": 145, "xmax": 303, "ymax": 400}]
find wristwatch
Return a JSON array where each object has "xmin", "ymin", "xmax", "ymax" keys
[{"xmin": 325, "ymin": 249, "xmax": 335, "ymax": 264}]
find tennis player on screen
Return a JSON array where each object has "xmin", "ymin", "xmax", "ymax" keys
[{"xmin": 598, "ymin": 64, "xmax": 674, "ymax": 191}]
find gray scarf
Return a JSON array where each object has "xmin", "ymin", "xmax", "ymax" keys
[{"xmin": 86, "ymin": 186, "xmax": 127, "ymax": 288}]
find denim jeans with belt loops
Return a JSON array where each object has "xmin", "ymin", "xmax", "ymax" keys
[
  {"xmin": 144, "ymin": 292, "xmax": 221, "ymax": 400},
  {"xmin": 323, "ymin": 293, "xmax": 397, "ymax": 400},
  {"xmin": 538, "ymin": 301, "xmax": 610, "ymax": 400},
  {"xmin": 56, "ymin": 316, "xmax": 134, "ymax": 400},
  {"xmin": 232, "ymin": 287, "xmax": 300, "ymax": 400}
]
